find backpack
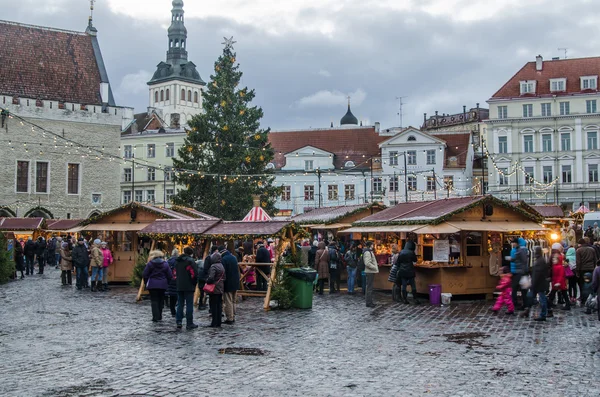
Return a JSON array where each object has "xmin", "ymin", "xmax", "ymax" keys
[
  {"xmin": 328, "ymin": 248, "xmax": 339, "ymax": 270},
  {"xmin": 47, "ymin": 239, "xmax": 56, "ymax": 251}
]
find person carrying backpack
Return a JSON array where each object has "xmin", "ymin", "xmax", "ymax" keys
[
  {"xmin": 328, "ymin": 242, "xmax": 340, "ymax": 293},
  {"xmin": 46, "ymin": 236, "xmax": 57, "ymax": 268},
  {"xmin": 344, "ymin": 244, "xmax": 358, "ymax": 294}
]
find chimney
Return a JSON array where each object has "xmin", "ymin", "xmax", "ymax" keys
[
  {"xmin": 423, "ymin": 113, "xmax": 427, "ymax": 124},
  {"xmin": 170, "ymin": 113, "xmax": 181, "ymax": 129},
  {"xmin": 374, "ymin": 122, "xmax": 380, "ymax": 133},
  {"xmin": 536, "ymin": 55, "xmax": 543, "ymax": 71}
]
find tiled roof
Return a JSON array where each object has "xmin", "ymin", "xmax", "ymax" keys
[
  {"xmin": 139, "ymin": 219, "xmax": 221, "ymax": 235},
  {"xmin": 268, "ymin": 126, "xmax": 386, "ymax": 170},
  {"xmin": 0, "ymin": 217, "xmax": 44, "ymax": 230},
  {"xmin": 491, "ymin": 56, "xmax": 600, "ymax": 99},
  {"xmin": 45, "ymin": 219, "xmax": 83, "ymax": 231},
  {"xmin": 357, "ymin": 196, "xmax": 487, "ymax": 224},
  {"xmin": 532, "ymin": 205, "xmax": 565, "ymax": 218},
  {"xmin": 171, "ymin": 206, "xmax": 219, "ymax": 220},
  {"xmin": 205, "ymin": 221, "xmax": 291, "ymax": 237},
  {"xmin": 430, "ymin": 132, "xmax": 472, "ymax": 169},
  {"xmin": 0, "ymin": 21, "xmax": 107, "ymax": 105},
  {"xmin": 292, "ymin": 204, "xmax": 374, "ymax": 224},
  {"xmin": 137, "ymin": 204, "xmax": 194, "ymax": 220}
]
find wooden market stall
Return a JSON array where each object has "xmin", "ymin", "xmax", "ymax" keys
[
  {"xmin": 343, "ymin": 196, "xmax": 546, "ymax": 297},
  {"xmin": 0, "ymin": 217, "xmax": 45, "ymax": 241},
  {"xmin": 65, "ymin": 202, "xmax": 213, "ymax": 282}
]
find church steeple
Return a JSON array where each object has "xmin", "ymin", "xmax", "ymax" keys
[{"xmin": 166, "ymin": 0, "xmax": 188, "ymax": 64}]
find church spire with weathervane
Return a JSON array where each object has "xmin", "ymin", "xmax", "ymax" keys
[{"xmin": 166, "ymin": 0, "xmax": 188, "ymax": 64}]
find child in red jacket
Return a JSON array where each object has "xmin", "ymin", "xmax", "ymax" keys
[
  {"xmin": 492, "ymin": 266, "xmax": 515, "ymax": 314},
  {"xmin": 549, "ymin": 250, "xmax": 571, "ymax": 310}
]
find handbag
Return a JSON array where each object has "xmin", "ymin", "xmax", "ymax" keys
[
  {"xmin": 203, "ymin": 273, "xmax": 223, "ymax": 294},
  {"xmin": 564, "ymin": 266, "xmax": 574, "ymax": 278}
]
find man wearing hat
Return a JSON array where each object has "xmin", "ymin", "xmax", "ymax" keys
[
  {"xmin": 577, "ymin": 237, "xmax": 598, "ymax": 296},
  {"xmin": 72, "ymin": 237, "xmax": 91, "ymax": 290},
  {"xmin": 219, "ymin": 246, "xmax": 240, "ymax": 324}
]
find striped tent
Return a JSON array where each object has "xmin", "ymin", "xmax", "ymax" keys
[
  {"xmin": 243, "ymin": 206, "xmax": 272, "ymax": 222},
  {"xmin": 575, "ymin": 205, "xmax": 591, "ymax": 214}
]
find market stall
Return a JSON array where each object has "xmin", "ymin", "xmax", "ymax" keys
[
  {"xmin": 347, "ymin": 195, "xmax": 546, "ymax": 297},
  {"xmin": 0, "ymin": 217, "xmax": 45, "ymax": 241}
]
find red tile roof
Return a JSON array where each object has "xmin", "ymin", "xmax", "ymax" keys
[
  {"xmin": 292, "ymin": 204, "xmax": 375, "ymax": 224},
  {"xmin": 268, "ymin": 127, "xmax": 386, "ymax": 170},
  {"xmin": 45, "ymin": 219, "xmax": 84, "ymax": 231},
  {"xmin": 491, "ymin": 56, "xmax": 600, "ymax": 99},
  {"xmin": 429, "ymin": 132, "xmax": 471, "ymax": 169},
  {"xmin": 139, "ymin": 219, "xmax": 221, "ymax": 235},
  {"xmin": 532, "ymin": 205, "xmax": 565, "ymax": 218},
  {"xmin": 0, "ymin": 217, "xmax": 44, "ymax": 230},
  {"xmin": 205, "ymin": 221, "xmax": 291, "ymax": 237},
  {"xmin": 0, "ymin": 21, "xmax": 104, "ymax": 105}
]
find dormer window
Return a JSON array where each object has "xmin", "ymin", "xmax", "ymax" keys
[
  {"xmin": 344, "ymin": 160, "xmax": 355, "ymax": 168},
  {"xmin": 304, "ymin": 160, "xmax": 314, "ymax": 171},
  {"xmin": 520, "ymin": 80, "xmax": 536, "ymax": 95},
  {"xmin": 407, "ymin": 135, "xmax": 417, "ymax": 141},
  {"xmin": 581, "ymin": 76, "xmax": 598, "ymax": 90},
  {"xmin": 550, "ymin": 78, "xmax": 566, "ymax": 92}
]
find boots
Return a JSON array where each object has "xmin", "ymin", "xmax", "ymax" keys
[
  {"xmin": 102, "ymin": 283, "xmax": 109, "ymax": 292},
  {"xmin": 413, "ymin": 291, "xmax": 421, "ymax": 305},
  {"xmin": 91, "ymin": 281, "xmax": 97, "ymax": 292},
  {"xmin": 402, "ymin": 291, "xmax": 410, "ymax": 304},
  {"xmin": 519, "ymin": 307, "xmax": 530, "ymax": 318}
]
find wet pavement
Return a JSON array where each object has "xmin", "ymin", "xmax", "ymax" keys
[{"xmin": 1, "ymin": 267, "xmax": 600, "ymax": 396}]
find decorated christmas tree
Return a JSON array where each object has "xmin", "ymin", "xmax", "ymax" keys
[{"xmin": 172, "ymin": 38, "xmax": 278, "ymax": 220}]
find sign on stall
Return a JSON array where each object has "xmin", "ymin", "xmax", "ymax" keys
[{"xmin": 433, "ymin": 240, "xmax": 450, "ymax": 262}]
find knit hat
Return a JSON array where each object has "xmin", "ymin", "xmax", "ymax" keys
[
  {"xmin": 551, "ymin": 243, "xmax": 563, "ymax": 251},
  {"xmin": 93, "ymin": 239, "xmax": 101, "ymax": 245},
  {"xmin": 77, "ymin": 237, "xmax": 84, "ymax": 242},
  {"xmin": 100, "ymin": 241, "xmax": 107, "ymax": 246},
  {"xmin": 210, "ymin": 252, "xmax": 222, "ymax": 263}
]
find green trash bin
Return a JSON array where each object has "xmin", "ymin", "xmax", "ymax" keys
[{"xmin": 287, "ymin": 268, "xmax": 317, "ymax": 309}]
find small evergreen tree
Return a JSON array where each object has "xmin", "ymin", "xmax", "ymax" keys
[
  {"xmin": 0, "ymin": 233, "xmax": 15, "ymax": 283},
  {"xmin": 172, "ymin": 38, "xmax": 278, "ymax": 220}
]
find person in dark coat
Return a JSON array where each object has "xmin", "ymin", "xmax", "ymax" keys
[
  {"xmin": 23, "ymin": 237, "xmax": 36, "ymax": 276},
  {"xmin": 35, "ymin": 237, "xmax": 47, "ymax": 274},
  {"xmin": 14, "ymin": 239, "xmax": 25, "ymax": 279},
  {"xmin": 220, "ymin": 246, "xmax": 240, "ymax": 325},
  {"xmin": 396, "ymin": 240, "xmax": 420, "ymax": 304},
  {"xmin": 46, "ymin": 236, "xmax": 57, "ymax": 268},
  {"xmin": 142, "ymin": 250, "xmax": 173, "ymax": 322},
  {"xmin": 71, "ymin": 237, "xmax": 90, "ymax": 290},
  {"xmin": 206, "ymin": 252, "xmax": 226, "ymax": 328},
  {"xmin": 175, "ymin": 247, "xmax": 198, "ymax": 330},
  {"xmin": 528, "ymin": 246, "xmax": 550, "ymax": 321},
  {"xmin": 308, "ymin": 240, "xmax": 318, "ymax": 268},
  {"xmin": 200, "ymin": 246, "xmax": 219, "ymax": 310},
  {"xmin": 255, "ymin": 241, "xmax": 271, "ymax": 291},
  {"xmin": 166, "ymin": 249, "xmax": 179, "ymax": 317}
]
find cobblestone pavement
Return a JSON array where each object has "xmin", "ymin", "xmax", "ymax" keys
[{"xmin": 1, "ymin": 267, "xmax": 600, "ymax": 397}]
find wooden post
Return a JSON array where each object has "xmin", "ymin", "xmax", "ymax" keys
[
  {"xmin": 288, "ymin": 228, "xmax": 297, "ymax": 256},
  {"xmin": 136, "ymin": 278, "xmax": 145, "ymax": 302},
  {"xmin": 263, "ymin": 261, "xmax": 277, "ymax": 311}
]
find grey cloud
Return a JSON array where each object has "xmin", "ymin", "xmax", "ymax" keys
[{"xmin": 1, "ymin": 0, "xmax": 599, "ymax": 130}]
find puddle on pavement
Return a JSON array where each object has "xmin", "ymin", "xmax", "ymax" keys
[
  {"xmin": 440, "ymin": 331, "xmax": 491, "ymax": 348},
  {"xmin": 218, "ymin": 347, "xmax": 267, "ymax": 356}
]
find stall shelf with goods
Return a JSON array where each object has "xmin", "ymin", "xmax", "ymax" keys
[{"xmin": 347, "ymin": 195, "xmax": 546, "ymax": 297}]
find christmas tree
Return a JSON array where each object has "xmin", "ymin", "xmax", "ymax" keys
[{"xmin": 172, "ymin": 38, "xmax": 278, "ymax": 220}]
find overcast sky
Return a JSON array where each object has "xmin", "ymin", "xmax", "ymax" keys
[{"xmin": 2, "ymin": 0, "xmax": 600, "ymax": 130}]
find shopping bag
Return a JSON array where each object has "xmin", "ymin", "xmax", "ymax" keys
[{"xmin": 519, "ymin": 275, "xmax": 531, "ymax": 289}]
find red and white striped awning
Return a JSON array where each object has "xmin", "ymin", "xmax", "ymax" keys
[
  {"xmin": 575, "ymin": 205, "xmax": 591, "ymax": 214},
  {"xmin": 243, "ymin": 207, "xmax": 272, "ymax": 222}
]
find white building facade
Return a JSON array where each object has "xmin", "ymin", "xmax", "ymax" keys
[{"xmin": 486, "ymin": 55, "xmax": 600, "ymax": 209}]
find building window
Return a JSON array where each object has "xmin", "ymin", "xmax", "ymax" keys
[
  {"xmin": 166, "ymin": 142, "xmax": 175, "ymax": 157},
  {"xmin": 426, "ymin": 177, "xmax": 435, "ymax": 191},
  {"xmin": 160, "ymin": 90, "xmax": 164, "ymax": 102},
  {"xmin": 466, "ymin": 232, "xmax": 482, "ymax": 257},
  {"xmin": 498, "ymin": 136, "xmax": 508, "ymax": 154},
  {"xmin": 581, "ymin": 76, "xmax": 598, "ymax": 90},
  {"xmin": 188, "ymin": 90, "xmax": 192, "ymax": 102},
  {"xmin": 520, "ymin": 81, "xmax": 535, "ymax": 94},
  {"xmin": 590, "ymin": 164, "xmax": 599, "ymax": 183},
  {"xmin": 407, "ymin": 175, "xmax": 417, "ymax": 191},
  {"xmin": 562, "ymin": 165, "xmax": 572, "ymax": 183},
  {"xmin": 561, "ymin": 133, "xmax": 571, "ymax": 151},
  {"xmin": 426, "ymin": 149, "xmax": 436, "ymax": 165},
  {"xmin": 135, "ymin": 190, "xmax": 143, "ymax": 202},
  {"xmin": 587, "ymin": 100, "xmax": 597, "ymax": 114},
  {"xmin": 67, "ymin": 163, "xmax": 80, "ymax": 194},
  {"xmin": 372, "ymin": 177, "xmax": 382, "ymax": 192},
  {"xmin": 35, "ymin": 161, "xmax": 49, "ymax": 193},
  {"xmin": 281, "ymin": 186, "xmax": 291, "ymax": 201},
  {"xmin": 166, "ymin": 189, "xmax": 174, "ymax": 203},
  {"xmin": 124, "ymin": 145, "xmax": 133, "ymax": 159},
  {"xmin": 165, "ymin": 89, "xmax": 170, "ymax": 101},
  {"xmin": 194, "ymin": 92, "xmax": 199, "ymax": 103},
  {"xmin": 154, "ymin": 91, "xmax": 159, "ymax": 103},
  {"xmin": 542, "ymin": 134, "xmax": 552, "ymax": 152},
  {"xmin": 147, "ymin": 144, "xmax": 156, "ymax": 158},
  {"xmin": 522, "ymin": 104, "xmax": 533, "ymax": 118},
  {"xmin": 389, "ymin": 176, "xmax": 398, "ymax": 192},
  {"xmin": 124, "ymin": 168, "xmax": 132, "ymax": 182},
  {"xmin": 304, "ymin": 160, "xmax": 314, "ymax": 171},
  {"xmin": 498, "ymin": 106, "xmax": 507, "ymax": 119},
  {"xmin": 499, "ymin": 168, "xmax": 508, "ymax": 186},
  {"xmin": 304, "ymin": 185, "xmax": 314, "ymax": 201},
  {"xmin": 407, "ymin": 136, "xmax": 416, "ymax": 141},
  {"xmin": 543, "ymin": 166, "xmax": 553, "ymax": 183},
  {"xmin": 588, "ymin": 131, "xmax": 598, "ymax": 150},
  {"xmin": 389, "ymin": 151, "xmax": 398, "ymax": 166},
  {"xmin": 550, "ymin": 79, "xmax": 565, "ymax": 92},
  {"xmin": 407, "ymin": 150, "xmax": 416, "ymax": 165},
  {"xmin": 345, "ymin": 184, "xmax": 355, "ymax": 200},
  {"xmin": 147, "ymin": 190, "xmax": 155, "ymax": 203},
  {"xmin": 147, "ymin": 167, "xmax": 156, "ymax": 181},
  {"xmin": 328, "ymin": 185, "xmax": 339, "ymax": 200},
  {"xmin": 523, "ymin": 135, "xmax": 534, "ymax": 153},
  {"xmin": 559, "ymin": 101, "xmax": 570, "ymax": 115},
  {"xmin": 541, "ymin": 103, "xmax": 552, "ymax": 117},
  {"xmin": 181, "ymin": 89, "xmax": 185, "ymax": 101},
  {"xmin": 524, "ymin": 166, "xmax": 534, "ymax": 185},
  {"xmin": 16, "ymin": 160, "xmax": 29, "ymax": 193},
  {"xmin": 123, "ymin": 190, "xmax": 132, "ymax": 204},
  {"xmin": 165, "ymin": 170, "xmax": 175, "ymax": 181}
]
